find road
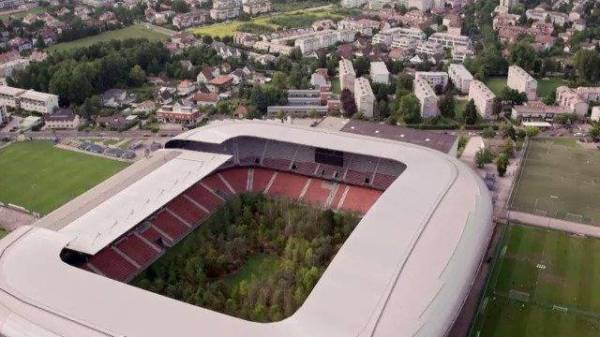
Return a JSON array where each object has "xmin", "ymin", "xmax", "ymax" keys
[
  {"xmin": 0, "ymin": 129, "xmax": 183, "ymax": 140},
  {"xmin": 508, "ymin": 211, "xmax": 600, "ymax": 238}
]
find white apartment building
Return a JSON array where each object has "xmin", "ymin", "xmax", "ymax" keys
[
  {"xmin": 428, "ymin": 32, "xmax": 471, "ymax": 49},
  {"xmin": 294, "ymin": 30, "xmax": 355, "ymax": 55},
  {"xmin": 507, "ymin": 65, "xmax": 537, "ymax": 101},
  {"xmin": 19, "ymin": 90, "xmax": 59, "ymax": 114},
  {"xmin": 556, "ymin": 86, "xmax": 600, "ymax": 115},
  {"xmin": 210, "ymin": 0, "xmax": 241, "ymax": 20},
  {"xmin": 408, "ymin": 0, "xmax": 433, "ymax": 11},
  {"xmin": 354, "ymin": 77, "xmax": 375, "ymax": 118},
  {"xmin": 0, "ymin": 0, "xmax": 24, "ymax": 10},
  {"xmin": 416, "ymin": 41, "xmax": 444, "ymax": 58},
  {"xmin": 451, "ymin": 45, "xmax": 474, "ymax": 62},
  {"xmin": 45, "ymin": 109, "xmax": 80, "ymax": 129},
  {"xmin": 0, "ymin": 85, "xmax": 25, "ymax": 108},
  {"xmin": 370, "ymin": 62, "xmax": 390, "ymax": 85},
  {"xmin": 341, "ymin": 0, "xmax": 368, "ymax": 8},
  {"xmin": 339, "ymin": 59, "xmax": 356, "ymax": 92},
  {"xmin": 0, "ymin": 58, "xmax": 29, "ymax": 78},
  {"xmin": 468, "ymin": 80, "xmax": 496, "ymax": 118},
  {"xmin": 448, "ymin": 64, "xmax": 473, "ymax": 94},
  {"xmin": 373, "ymin": 27, "xmax": 426, "ymax": 46},
  {"xmin": 391, "ymin": 36, "xmax": 418, "ymax": 50},
  {"xmin": 415, "ymin": 71, "xmax": 449, "ymax": 90},
  {"xmin": 414, "ymin": 78, "xmax": 439, "ymax": 118},
  {"xmin": 242, "ymin": 0, "xmax": 271, "ymax": 15},
  {"xmin": 337, "ymin": 18, "xmax": 379, "ymax": 36}
]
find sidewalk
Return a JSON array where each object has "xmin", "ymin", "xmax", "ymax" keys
[{"xmin": 508, "ymin": 211, "xmax": 600, "ymax": 238}]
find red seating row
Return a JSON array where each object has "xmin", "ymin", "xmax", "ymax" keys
[
  {"xmin": 301, "ymin": 179, "xmax": 333, "ymax": 207},
  {"xmin": 219, "ymin": 168, "xmax": 248, "ymax": 193},
  {"xmin": 344, "ymin": 169, "xmax": 371, "ymax": 186},
  {"xmin": 152, "ymin": 210, "xmax": 189, "ymax": 241},
  {"xmin": 372, "ymin": 173, "xmax": 397, "ymax": 190},
  {"xmin": 266, "ymin": 172, "xmax": 309, "ymax": 200},
  {"xmin": 201, "ymin": 174, "xmax": 234, "ymax": 198},
  {"xmin": 186, "ymin": 183, "xmax": 223, "ymax": 212},
  {"xmin": 339, "ymin": 186, "xmax": 382, "ymax": 214},
  {"xmin": 252, "ymin": 168, "xmax": 275, "ymax": 193},
  {"xmin": 115, "ymin": 234, "xmax": 160, "ymax": 266},
  {"xmin": 263, "ymin": 158, "xmax": 292, "ymax": 171},
  {"xmin": 88, "ymin": 247, "xmax": 137, "ymax": 282},
  {"xmin": 293, "ymin": 161, "xmax": 317, "ymax": 176},
  {"xmin": 167, "ymin": 196, "xmax": 207, "ymax": 225}
]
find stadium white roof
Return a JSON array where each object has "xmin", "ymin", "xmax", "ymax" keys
[
  {"xmin": 0, "ymin": 121, "xmax": 493, "ymax": 337},
  {"xmin": 61, "ymin": 150, "xmax": 231, "ymax": 255}
]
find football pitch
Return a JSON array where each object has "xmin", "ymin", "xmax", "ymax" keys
[
  {"xmin": 0, "ymin": 141, "xmax": 128, "ymax": 215},
  {"xmin": 511, "ymin": 138, "xmax": 600, "ymax": 225},
  {"xmin": 471, "ymin": 223, "xmax": 600, "ymax": 337}
]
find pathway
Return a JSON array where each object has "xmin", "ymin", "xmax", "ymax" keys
[{"xmin": 508, "ymin": 211, "xmax": 600, "ymax": 238}]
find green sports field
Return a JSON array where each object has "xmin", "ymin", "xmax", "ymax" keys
[
  {"xmin": 471, "ymin": 223, "xmax": 600, "ymax": 337},
  {"xmin": 511, "ymin": 138, "xmax": 600, "ymax": 225},
  {"xmin": 48, "ymin": 24, "xmax": 169, "ymax": 53},
  {"xmin": 484, "ymin": 77, "xmax": 566, "ymax": 98},
  {"xmin": 0, "ymin": 141, "xmax": 128, "ymax": 215}
]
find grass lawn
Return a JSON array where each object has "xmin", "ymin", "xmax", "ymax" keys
[
  {"xmin": 0, "ymin": 141, "xmax": 128, "ymax": 215},
  {"xmin": 537, "ymin": 78, "xmax": 567, "ymax": 98},
  {"xmin": 511, "ymin": 138, "xmax": 600, "ymax": 225},
  {"xmin": 223, "ymin": 253, "xmax": 283, "ymax": 288},
  {"xmin": 0, "ymin": 228, "xmax": 7, "ymax": 240},
  {"xmin": 471, "ymin": 223, "xmax": 600, "ymax": 337},
  {"xmin": 485, "ymin": 77, "xmax": 508, "ymax": 96},
  {"xmin": 454, "ymin": 99, "xmax": 467, "ymax": 119},
  {"xmin": 48, "ymin": 24, "xmax": 169, "ymax": 53},
  {"xmin": 0, "ymin": 6, "xmax": 45, "ymax": 21},
  {"xmin": 189, "ymin": 6, "xmax": 342, "ymax": 38}
]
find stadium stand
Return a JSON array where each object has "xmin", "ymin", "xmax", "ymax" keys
[
  {"xmin": 301, "ymin": 179, "xmax": 335, "ymax": 207},
  {"xmin": 201, "ymin": 174, "xmax": 234, "ymax": 198},
  {"xmin": 237, "ymin": 137, "xmax": 267, "ymax": 165},
  {"xmin": 266, "ymin": 172, "xmax": 310, "ymax": 200},
  {"xmin": 166, "ymin": 196, "xmax": 206, "ymax": 225},
  {"xmin": 218, "ymin": 168, "xmax": 249, "ymax": 193},
  {"xmin": 150, "ymin": 211, "xmax": 189, "ymax": 242},
  {"xmin": 115, "ymin": 234, "xmax": 161, "ymax": 267},
  {"xmin": 88, "ymin": 247, "xmax": 138, "ymax": 282},
  {"xmin": 339, "ymin": 186, "xmax": 382, "ymax": 214},
  {"xmin": 251, "ymin": 168, "xmax": 276, "ymax": 193},
  {"xmin": 186, "ymin": 183, "xmax": 224, "ymax": 212},
  {"xmin": 263, "ymin": 141, "xmax": 296, "ymax": 171}
]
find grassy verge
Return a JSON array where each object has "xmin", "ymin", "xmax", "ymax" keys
[
  {"xmin": 48, "ymin": 24, "xmax": 169, "ymax": 53},
  {"xmin": 0, "ymin": 141, "xmax": 128, "ymax": 215}
]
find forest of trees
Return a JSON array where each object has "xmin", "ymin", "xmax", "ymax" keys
[{"xmin": 133, "ymin": 193, "xmax": 360, "ymax": 322}]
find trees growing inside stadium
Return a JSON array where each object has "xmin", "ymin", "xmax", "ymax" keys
[
  {"xmin": 496, "ymin": 153, "xmax": 509, "ymax": 177},
  {"xmin": 133, "ymin": 194, "xmax": 359, "ymax": 323},
  {"xmin": 340, "ymin": 89, "xmax": 357, "ymax": 117},
  {"xmin": 438, "ymin": 93, "xmax": 456, "ymax": 119}
]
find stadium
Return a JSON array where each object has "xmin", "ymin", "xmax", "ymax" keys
[{"xmin": 0, "ymin": 121, "xmax": 492, "ymax": 337}]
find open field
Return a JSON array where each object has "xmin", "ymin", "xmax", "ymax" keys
[
  {"xmin": 0, "ymin": 6, "xmax": 45, "ymax": 21},
  {"xmin": 0, "ymin": 141, "xmax": 128, "ymax": 215},
  {"xmin": 485, "ymin": 77, "xmax": 507, "ymax": 96},
  {"xmin": 471, "ymin": 223, "xmax": 600, "ymax": 337},
  {"xmin": 484, "ymin": 77, "xmax": 566, "ymax": 98},
  {"xmin": 189, "ymin": 6, "xmax": 345, "ymax": 38},
  {"xmin": 48, "ymin": 24, "xmax": 169, "ymax": 53},
  {"xmin": 511, "ymin": 138, "xmax": 600, "ymax": 225},
  {"xmin": 537, "ymin": 78, "xmax": 568, "ymax": 98}
]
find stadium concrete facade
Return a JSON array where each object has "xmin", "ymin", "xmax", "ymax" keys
[{"xmin": 0, "ymin": 121, "xmax": 493, "ymax": 337}]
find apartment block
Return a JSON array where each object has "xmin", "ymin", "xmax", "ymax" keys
[
  {"xmin": 468, "ymin": 80, "xmax": 496, "ymax": 118},
  {"xmin": 414, "ymin": 78, "xmax": 439, "ymax": 118},
  {"xmin": 210, "ymin": 0, "xmax": 241, "ymax": 20},
  {"xmin": 19, "ymin": 90, "xmax": 59, "ymax": 114},
  {"xmin": 370, "ymin": 62, "xmax": 390, "ymax": 85},
  {"xmin": 339, "ymin": 59, "xmax": 356, "ymax": 92},
  {"xmin": 242, "ymin": 0, "xmax": 271, "ymax": 15},
  {"xmin": 507, "ymin": 65, "xmax": 537, "ymax": 101},
  {"xmin": 0, "ymin": 85, "xmax": 25, "ymax": 108},
  {"xmin": 354, "ymin": 77, "xmax": 375, "ymax": 118},
  {"xmin": 373, "ymin": 27, "xmax": 426, "ymax": 46},
  {"xmin": 415, "ymin": 71, "xmax": 449, "ymax": 90},
  {"xmin": 448, "ymin": 64, "xmax": 473, "ymax": 94},
  {"xmin": 428, "ymin": 32, "xmax": 471, "ymax": 49}
]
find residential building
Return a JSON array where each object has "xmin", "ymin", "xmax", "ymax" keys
[
  {"xmin": 45, "ymin": 108, "xmax": 80, "ymax": 129},
  {"xmin": 511, "ymin": 101, "xmax": 568, "ymax": 122},
  {"xmin": 451, "ymin": 45, "xmax": 474, "ymax": 62},
  {"xmin": 192, "ymin": 92, "xmax": 220, "ymax": 107},
  {"xmin": 0, "ymin": 85, "xmax": 24, "ymax": 108},
  {"xmin": 373, "ymin": 27, "xmax": 425, "ymax": 46},
  {"xmin": 156, "ymin": 102, "xmax": 201, "ymax": 125},
  {"xmin": 428, "ymin": 32, "xmax": 471, "ymax": 49},
  {"xmin": 507, "ymin": 65, "xmax": 537, "ymax": 101},
  {"xmin": 339, "ymin": 59, "xmax": 356, "ymax": 92},
  {"xmin": 370, "ymin": 62, "xmax": 390, "ymax": 85},
  {"xmin": 415, "ymin": 71, "xmax": 449, "ymax": 90},
  {"xmin": 337, "ymin": 18, "xmax": 379, "ymax": 36},
  {"xmin": 172, "ymin": 10, "xmax": 210, "ymax": 29},
  {"xmin": 242, "ymin": 0, "xmax": 271, "ymax": 15},
  {"xmin": 448, "ymin": 64, "xmax": 473, "ymax": 94},
  {"xmin": 0, "ymin": 0, "xmax": 24, "ymax": 10},
  {"xmin": 210, "ymin": 0, "xmax": 241, "ymax": 20},
  {"xmin": 341, "ymin": 0, "xmax": 368, "ymax": 8},
  {"xmin": 591, "ymin": 106, "xmax": 600, "ymax": 122},
  {"xmin": 468, "ymin": 80, "xmax": 496, "ymax": 118},
  {"xmin": 19, "ymin": 90, "xmax": 59, "ymax": 114},
  {"xmin": 408, "ymin": 0, "xmax": 433, "ymax": 11},
  {"xmin": 414, "ymin": 78, "xmax": 439, "ymax": 118},
  {"xmin": 556, "ymin": 86, "xmax": 600, "ymax": 115},
  {"xmin": 354, "ymin": 77, "xmax": 375, "ymax": 118},
  {"xmin": 415, "ymin": 40, "xmax": 444, "ymax": 58}
]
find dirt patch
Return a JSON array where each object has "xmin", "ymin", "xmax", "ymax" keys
[{"xmin": 0, "ymin": 206, "xmax": 37, "ymax": 231}]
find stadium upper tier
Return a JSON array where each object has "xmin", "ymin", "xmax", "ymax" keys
[{"xmin": 0, "ymin": 121, "xmax": 493, "ymax": 337}]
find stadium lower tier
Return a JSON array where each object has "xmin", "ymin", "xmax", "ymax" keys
[{"xmin": 83, "ymin": 167, "xmax": 384, "ymax": 283}]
